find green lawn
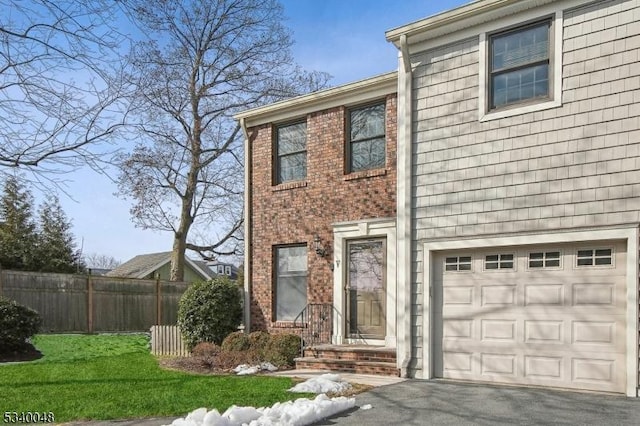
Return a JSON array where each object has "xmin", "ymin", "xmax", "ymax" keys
[{"xmin": 0, "ymin": 334, "xmax": 304, "ymax": 423}]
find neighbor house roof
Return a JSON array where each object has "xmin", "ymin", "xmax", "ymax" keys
[{"xmin": 105, "ymin": 251, "xmax": 214, "ymax": 280}]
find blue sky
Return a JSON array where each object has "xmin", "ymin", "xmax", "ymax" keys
[{"xmin": 53, "ymin": 0, "xmax": 468, "ymax": 265}]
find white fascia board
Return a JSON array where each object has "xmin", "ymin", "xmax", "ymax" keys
[
  {"xmin": 386, "ymin": 0, "xmax": 553, "ymax": 47},
  {"xmin": 234, "ymin": 72, "xmax": 397, "ymax": 127}
]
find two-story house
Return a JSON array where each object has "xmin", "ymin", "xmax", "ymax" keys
[
  {"xmin": 237, "ymin": 0, "xmax": 640, "ymax": 396},
  {"xmin": 236, "ymin": 73, "xmax": 398, "ymax": 372},
  {"xmin": 388, "ymin": 0, "xmax": 640, "ymax": 396}
]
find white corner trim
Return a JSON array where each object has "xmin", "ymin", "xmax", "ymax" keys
[
  {"xmin": 626, "ymin": 227, "xmax": 639, "ymax": 397},
  {"xmin": 240, "ymin": 117, "xmax": 252, "ymax": 332},
  {"xmin": 422, "ymin": 224, "xmax": 640, "ymax": 396},
  {"xmin": 396, "ymin": 51, "xmax": 414, "ymax": 378}
]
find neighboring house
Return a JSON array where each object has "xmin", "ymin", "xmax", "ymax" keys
[
  {"xmin": 87, "ymin": 268, "xmax": 112, "ymax": 276},
  {"xmin": 237, "ymin": 0, "xmax": 640, "ymax": 397},
  {"xmin": 207, "ymin": 260, "xmax": 240, "ymax": 280},
  {"xmin": 236, "ymin": 73, "xmax": 397, "ymax": 338},
  {"xmin": 105, "ymin": 251, "xmax": 215, "ymax": 282}
]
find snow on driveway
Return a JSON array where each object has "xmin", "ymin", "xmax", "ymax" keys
[{"xmin": 166, "ymin": 374, "xmax": 359, "ymax": 426}]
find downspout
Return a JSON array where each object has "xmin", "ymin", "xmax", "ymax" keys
[
  {"xmin": 397, "ymin": 34, "xmax": 414, "ymax": 378},
  {"xmin": 239, "ymin": 117, "xmax": 252, "ymax": 333}
]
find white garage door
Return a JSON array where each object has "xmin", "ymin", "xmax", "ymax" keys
[{"xmin": 433, "ymin": 241, "xmax": 627, "ymax": 393}]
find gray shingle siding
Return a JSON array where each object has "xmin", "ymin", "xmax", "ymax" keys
[{"xmin": 409, "ymin": 0, "xmax": 640, "ymax": 375}]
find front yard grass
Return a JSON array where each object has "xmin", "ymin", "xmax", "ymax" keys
[{"xmin": 0, "ymin": 334, "xmax": 306, "ymax": 423}]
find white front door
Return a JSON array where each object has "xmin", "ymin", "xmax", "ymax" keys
[{"xmin": 346, "ymin": 239, "xmax": 386, "ymax": 340}]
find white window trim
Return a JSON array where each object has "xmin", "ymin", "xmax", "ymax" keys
[
  {"xmin": 444, "ymin": 255, "xmax": 473, "ymax": 273},
  {"xmin": 421, "ymin": 225, "xmax": 639, "ymax": 397},
  {"xmin": 574, "ymin": 246, "xmax": 615, "ymax": 269},
  {"xmin": 478, "ymin": 10, "xmax": 563, "ymax": 122},
  {"xmin": 482, "ymin": 252, "xmax": 516, "ymax": 272},
  {"xmin": 526, "ymin": 250, "xmax": 563, "ymax": 271}
]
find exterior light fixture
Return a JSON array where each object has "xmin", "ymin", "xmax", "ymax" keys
[{"xmin": 313, "ymin": 234, "xmax": 326, "ymax": 257}]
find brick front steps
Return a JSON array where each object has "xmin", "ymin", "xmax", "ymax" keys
[{"xmin": 295, "ymin": 344, "xmax": 399, "ymax": 377}]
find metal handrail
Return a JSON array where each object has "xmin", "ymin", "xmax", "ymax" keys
[{"xmin": 294, "ymin": 303, "xmax": 333, "ymax": 351}]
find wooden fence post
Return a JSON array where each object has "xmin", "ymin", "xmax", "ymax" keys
[
  {"xmin": 156, "ymin": 275, "xmax": 162, "ymax": 326},
  {"xmin": 87, "ymin": 272, "xmax": 94, "ymax": 333}
]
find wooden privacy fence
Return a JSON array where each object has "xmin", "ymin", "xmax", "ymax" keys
[
  {"xmin": 0, "ymin": 268, "xmax": 190, "ymax": 333},
  {"xmin": 151, "ymin": 325, "xmax": 190, "ymax": 357}
]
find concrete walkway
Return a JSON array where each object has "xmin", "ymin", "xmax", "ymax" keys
[{"xmin": 269, "ymin": 368, "xmax": 406, "ymax": 387}]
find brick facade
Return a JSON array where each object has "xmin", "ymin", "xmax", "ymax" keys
[{"xmin": 248, "ymin": 94, "xmax": 397, "ymax": 332}]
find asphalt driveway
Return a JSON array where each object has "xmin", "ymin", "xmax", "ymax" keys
[{"xmin": 314, "ymin": 380, "xmax": 640, "ymax": 425}]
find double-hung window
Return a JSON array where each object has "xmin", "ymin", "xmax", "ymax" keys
[
  {"xmin": 274, "ymin": 245, "xmax": 307, "ymax": 321},
  {"xmin": 275, "ymin": 121, "xmax": 307, "ymax": 184},
  {"xmin": 489, "ymin": 20, "xmax": 551, "ymax": 109},
  {"xmin": 348, "ymin": 103, "xmax": 385, "ymax": 172}
]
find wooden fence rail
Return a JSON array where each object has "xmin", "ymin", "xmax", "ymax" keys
[{"xmin": 0, "ymin": 267, "xmax": 190, "ymax": 333}]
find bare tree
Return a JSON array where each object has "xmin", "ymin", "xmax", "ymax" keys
[
  {"xmin": 84, "ymin": 252, "xmax": 121, "ymax": 270},
  {"xmin": 0, "ymin": 0, "xmax": 128, "ymax": 182},
  {"xmin": 115, "ymin": 0, "xmax": 329, "ymax": 281}
]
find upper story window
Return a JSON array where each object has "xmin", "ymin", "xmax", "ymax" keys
[
  {"xmin": 275, "ymin": 121, "xmax": 306, "ymax": 184},
  {"xmin": 489, "ymin": 20, "xmax": 551, "ymax": 110},
  {"xmin": 479, "ymin": 13, "xmax": 561, "ymax": 121},
  {"xmin": 224, "ymin": 265, "xmax": 231, "ymax": 276},
  {"xmin": 347, "ymin": 102, "xmax": 385, "ymax": 172}
]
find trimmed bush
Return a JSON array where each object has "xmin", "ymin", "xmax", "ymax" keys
[
  {"xmin": 247, "ymin": 331, "xmax": 271, "ymax": 357},
  {"xmin": 221, "ymin": 331, "xmax": 250, "ymax": 352},
  {"xmin": 177, "ymin": 277, "xmax": 243, "ymax": 350},
  {"xmin": 264, "ymin": 333, "xmax": 301, "ymax": 367},
  {"xmin": 191, "ymin": 342, "xmax": 221, "ymax": 358},
  {"xmin": 0, "ymin": 297, "xmax": 42, "ymax": 353}
]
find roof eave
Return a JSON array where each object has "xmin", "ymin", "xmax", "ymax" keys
[
  {"xmin": 385, "ymin": 0, "xmax": 553, "ymax": 47},
  {"xmin": 234, "ymin": 71, "xmax": 397, "ymax": 127}
]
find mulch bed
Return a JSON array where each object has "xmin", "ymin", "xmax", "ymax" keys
[
  {"xmin": 0, "ymin": 343, "xmax": 43, "ymax": 363},
  {"xmin": 158, "ymin": 356, "xmax": 374, "ymax": 396}
]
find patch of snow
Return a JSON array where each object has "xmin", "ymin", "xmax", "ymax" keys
[
  {"xmin": 233, "ymin": 362, "xmax": 279, "ymax": 375},
  {"xmin": 166, "ymin": 394, "xmax": 356, "ymax": 426},
  {"xmin": 288, "ymin": 373, "xmax": 352, "ymax": 394},
  {"xmin": 360, "ymin": 404, "xmax": 372, "ymax": 410}
]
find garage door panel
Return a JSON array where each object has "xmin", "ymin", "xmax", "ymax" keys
[
  {"xmin": 481, "ymin": 319, "xmax": 516, "ymax": 342},
  {"xmin": 524, "ymin": 284, "xmax": 564, "ymax": 306},
  {"xmin": 434, "ymin": 242, "xmax": 627, "ymax": 393},
  {"xmin": 524, "ymin": 355, "xmax": 563, "ymax": 380},
  {"xmin": 572, "ymin": 283, "xmax": 618, "ymax": 306},
  {"xmin": 524, "ymin": 320, "xmax": 564, "ymax": 344},
  {"xmin": 481, "ymin": 285, "xmax": 517, "ymax": 306},
  {"xmin": 481, "ymin": 353, "xmax": 517, "ymax": 376}
]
